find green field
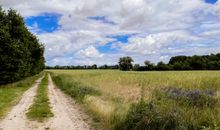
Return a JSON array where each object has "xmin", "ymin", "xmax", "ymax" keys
[
  {"xmin": 49, "ymin": 70, "xmax": 220, "ymax": 130},
  {"xmin": 0, "ymin": 72, "xmax": 44, "ymax": 119}
]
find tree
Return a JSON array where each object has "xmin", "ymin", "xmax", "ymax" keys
[
  {"xmin": 169, "ymin": 56, "xmax": 188, "ymax": 64},
  {"xmin": 156, "ymin": 61, "xmax": 170, "ymax": 70},
  {"xmin": 144, "ymin": 60, "xmax": 154, "ymax": 70},
  {"xmin": 0, "ymin": 8, "xmax": 45, "ymax": 84},
  {"xmin": 119, "ymin": 56, "xmax": 134, "ymax": 71},
  {"xmin": 133, "ymin": 64, "xmax": 140, "ymax": 71},
  {"xmin": 92, "ymin": 64, "xmax": 97, "ymax": 69}
]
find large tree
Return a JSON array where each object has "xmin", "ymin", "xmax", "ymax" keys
[
  {"xmin": 0, "ymin": 7, "xmax": 45, "ymax": 84},
  {"xmin": 119, "ymin": 56, "xmax": 134, "ymax": 71}
]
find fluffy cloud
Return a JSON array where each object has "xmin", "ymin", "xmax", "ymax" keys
[
  {"xmin": 75, "ymin": 46, "xmax": 103, "ymax": 58},
  {"xmin": 120, "ymin": 31, "xmax": 201, "ymax": 55},
  {"xmin": 38, "ymin": 30, "xmax": 114, "ymax": 61},
  {"xmin": 1, "ymin": 0, "xmax": 220, "ymax": 65}
]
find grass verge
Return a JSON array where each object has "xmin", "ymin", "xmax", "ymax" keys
[
  {"xmin": 0, "ymin": 72, "xmax": 44, "ymax": 119},
  {"xmin": 51, "ymin": 73, "xmax": 100, "ymax": 102},
  {"xmin": 26, "ymin": 74, "xmax": 53, "ymax": 122}
]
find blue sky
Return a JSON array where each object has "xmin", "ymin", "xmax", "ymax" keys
[
  {"xmin": 205, "ymin": 0, "xmax": 218, "ymax": 4},
  {"xmin": 25, "ymin": 13, "xmax": 61, "ymax": 33},
  {"xmin": 2, "ymin": 0, "xmax": 220, "ymax": 66}
]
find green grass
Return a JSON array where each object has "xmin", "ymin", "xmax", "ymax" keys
[
  {"xmin": 26, "ymin": 74, "xmax": 53, "ymax": 122},
  {"xmin": 52, "ymin": 74, "xmax": 100, "ymax": 102},
  {"xmin": 49, "ymin": 70, "xmax": 220, "ymax": 130},
  {"xmin": 0, "ymin": 72, "xmax": 44, "ymax": 119}
]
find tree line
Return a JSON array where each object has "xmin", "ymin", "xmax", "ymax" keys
[
  {"xmin": 0, "ymin": 7, "xmax": 45, "ymax": 85},
  {"xmin": 46, "ymin": 64, "xmax": 119, "ymax": 70},
  {"xmin": 120, "ymin": 53, "xmax": 220, "ymax": 71},
  {"xmin": 47, "ymin": 53, "xmax": 220, "ymax": 71}
]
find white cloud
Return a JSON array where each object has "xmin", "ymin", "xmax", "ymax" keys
[
  {"xmin": 75, "ymin": 46, "xmax": 103, "ymax": 58},
  {"xmin": 1, "ymin": 0, "xmax": 220, "ymax": 65},
  {"xmin": 120, "ymin": 31, "xmax": 201, "ymax": 55},
  {"xmin": 39, "ymin": 30, "xmax": 113, "ymax": 61}
]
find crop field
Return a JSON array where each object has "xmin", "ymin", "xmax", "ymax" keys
[{"xmin": 49, "ymin": 70, "xmax": 220, "ymax": 130}]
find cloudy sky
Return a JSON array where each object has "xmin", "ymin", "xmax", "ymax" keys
[{"xmin": 1, "ymin": 0, "xmax": 220, "ymax": 66}]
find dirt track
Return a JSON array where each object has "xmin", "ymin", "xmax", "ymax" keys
[
  {"xmin": 0, "ymin": 77, "xmax": 43, "ymax": 130},
  {"xmin": 0, "ymin": 75, "xmax": 91, "ymax": 130}
]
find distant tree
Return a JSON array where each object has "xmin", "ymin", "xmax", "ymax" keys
[
  {"xmin": 119, "ymin": 57, "xmax": 134, "ymax": 71},
  {"xmin": 103, "ymin": 64, "xmax": 108, "ymax": 69},
  {"xmin": 92, "ymin": 64, "xmax": 97, "ymax": 69},
  {"xmin": 156, "ymin": 61, "xmax": 170, "ymax": 70},
  {"xmin": 144, "ymin": 60, "xmax": 154, "ymax": 70},
  {"xmin": 133, "ymin": 64, "xmax": 140, "ymax": 71},
  {"xmin": 46, "ymin": 53, "xmax": 220, "ymax": 71},
  {"xmin": 189, "ymin": 56, "xmax": 206, "ymax": 70},
  {"xmin": 169, "ymin": 56, "xmax": 188, "ymax": 64}
]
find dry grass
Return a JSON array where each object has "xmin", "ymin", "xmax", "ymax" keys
[
  {"xmin": 49, "ymin": 70, "xmax": 220, "ymax": 129},
  {"xmin": 50, "ymin": 70, "xmax": 220, "ymax": 101}
]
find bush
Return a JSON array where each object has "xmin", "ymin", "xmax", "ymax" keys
[
  {"xmin": 116, "ymin": 87, "xmax": 220, "ymax": 130},
  {"xmin": 116, "ymin": 101, "xmax": 182, "ymax": 130}
]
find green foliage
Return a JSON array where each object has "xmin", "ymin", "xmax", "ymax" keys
[
  {"xmin": 169, "ymin": 54, "xmax": 220, "ymax": 70},
  {"xmin": 116, "ymin": 101, "xmax": 182, "ymax": 130},
  {"xmin": 26, "ymin": 74, "xmax": 53, "ymax": 121},
  {"xmin": 156, "ymin": 61, "xmax": 171, "ymax": 70},
  {"xmin": 51, "ymin": 73, "xmax": 100, "ymax": 102},
  {"xmin": 133, "ymin": 53, "xmax": 220, "ymax": 71},
  {"xmin": 117, "ymin": 98, "xmax": 220, "ymax": 130},
  {"xmin": 144, "ymin": 60, "xmax": 155, "ymax": 70},
  {"xmin": 119, "ymin": 56, "xmax": 134, "ymax": 71},
  {"xmin": 133, "ymin": 64, "xmax": 140, "ymax": 71},
  {"xmin": 0, "ymin": 7, "xmax": 45, "ymax": 85}
]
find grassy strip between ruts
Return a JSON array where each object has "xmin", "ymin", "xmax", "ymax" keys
[
  {"xmin": 0, "ymin": 72, "xmax": 44, "ymax": 119},
  {"xmin": 26, "ymin": 74, "xmax": 53, "ymax": 122}
]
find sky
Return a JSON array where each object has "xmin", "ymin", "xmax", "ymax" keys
[{"xmin": 1, "ymin": 0, "xmax": 220, "ymax": 66}]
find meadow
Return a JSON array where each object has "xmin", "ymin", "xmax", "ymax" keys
[{"xmin": 50, "ymin": 70, "xmax": 220, "ymax": 130}]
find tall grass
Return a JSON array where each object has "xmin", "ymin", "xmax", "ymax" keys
[
  {"xmin": 49, "ymin": 70, "xmax": 220, "ymax": 130},
  {"xmin": 26, "ymin": 74, "xmax": 53, "ymax": 122},
  {"xmin": 51, "ymin": 74, "xmax": 100, "ymax": 102},
  {"xmin": 0, "ymin": 72, "xmax": 44, "ymax": 119}
]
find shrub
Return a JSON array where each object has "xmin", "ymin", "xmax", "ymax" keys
[
  {"xmin": 116, "ymin": 87, "xmax": 220, "ymax": 130},
  {"xmin": 116, "ymin": 101, "xmax": 183, "ymax": 130}
]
